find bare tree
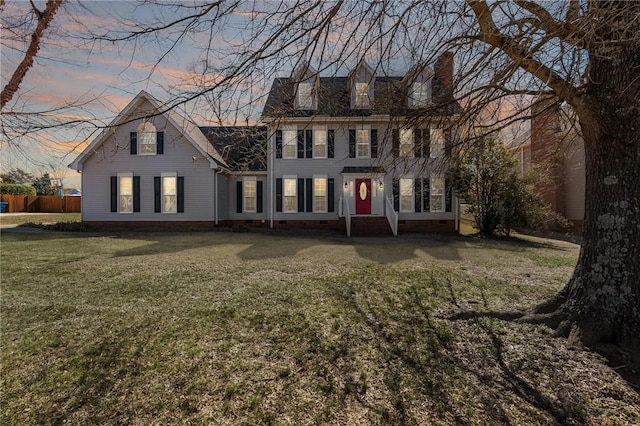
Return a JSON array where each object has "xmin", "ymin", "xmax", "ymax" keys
[{"xmin": 3, "ymin": 1, "xmax": 638, "ymax": 348}]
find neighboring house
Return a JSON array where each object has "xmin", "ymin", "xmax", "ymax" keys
[
  {"xmin": 506, "ymin": 96, "xmax": 585, "ymax": 233},
  {"xmin": 70, "ymin": 52, "xmax": 461, "ymax": 235}
]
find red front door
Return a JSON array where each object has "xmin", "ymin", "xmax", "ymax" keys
[{"xmin": 355, "ymin": 178, "xmax": 372, "ymax": 214}]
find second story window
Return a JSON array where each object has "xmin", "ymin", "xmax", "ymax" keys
[
  {"xmin": 400, "ymin": 129, "xmax": 413, "ymax": 157},
  {"xmin": 356, "ymin": 128, "xmax": 370, "ymax": 158},
  {"xmin": 138, "ymin": 122, "xmax": 157, "ymax": 155},
  {"xmin": 297, "ymin": 82, "xmax": 314, "ymax": 109},
  {"xmin": 355, "ymin": 82, "xmax": 370, "ymax": 108},
  {"xmin": 313, "ymin": 126, "xmax": 327, "ymax": 158},
  {"xmin": 283, "ymin": 127, "xmax": 297, "ymax": 159},
  {"xmin": 410, "ymin": 81, "xmax": 431, "ymax": 107},
  {"xmin": 430, "ymin": 128, "xmax": 444, "ymax": 158}
]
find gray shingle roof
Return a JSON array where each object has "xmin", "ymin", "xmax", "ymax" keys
[{"xmin": 199, "ymin": 126, "xmax": 268, "ymax": 172}]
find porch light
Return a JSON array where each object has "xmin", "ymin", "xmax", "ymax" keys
[
  {"xmin": 379, "ymin": 180, "xmax": 384, "ymax": 189},
  {"xmin": 344, "ymin": 181, "xmax": 349, "ymax": 190}
]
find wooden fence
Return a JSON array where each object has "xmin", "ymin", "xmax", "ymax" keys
[{"xmin": 0, "ymin": 195, "xmax": 81, "ymax": 213}]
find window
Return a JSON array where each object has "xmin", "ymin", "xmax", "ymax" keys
[
  {"xmin": 162, "ymin": 173, "xmax": 177, "ymax": 213},
  {"xmin": 313, "ymin": 177, "xmax": 327, "ymax": 213},
  {"xmin": 283, "ymin": 177, "xmax": 297, "ymax": 213},
  {"xmin": 430, "ymin": 175, "xmax": 444, "ymax": 212},
  {"xmin": 297, "ymin": 82, "xmax": 314, "ymax": 109},
  {"xmin": 356, "ymin": 128, "xmax": 370, "ymax": 158},
  {"xmin": 411, "ymin": 81, "xmax": 431, "ymax": 107},
  {"xmin": 400, "ymin": 178, "xmax": 414, "ymax": 213},
  {"xmin": 313, "ymin": 126, "xmax": 327, "ymax": 158},
  {"xmin": 282, "ymin": 127, "xmax": 297, "ymax": 159},
  {"xmin": 118, "ymin": 173, "xmax": 133, "ymax": 213},
  {"xmin": 355, "ymin": 82, "xmax": 370, "ymax": 108},
  {"xmin": 430, "ymin": 128, "xmax": 444, "ymax": 158},
  {"xmin": 138, "ymin": 122, "xmax": 156, "ymax": 155},
  {"xmin": 243, "ymin": 178, "xmax": 257, "ymax": 213},
  {"xmin": 400, "ymin": 129, "xmax": 413, "ymax": 157}
]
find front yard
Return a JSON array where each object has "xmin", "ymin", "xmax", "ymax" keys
[{"xmin": 1, "ymin": 229, "xmax": 638, "ymax": 425}]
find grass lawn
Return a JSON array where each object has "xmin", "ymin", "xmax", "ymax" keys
[
  {"xmin": 1, "ymin": 229, "xmax": 638, "ymax": 425},
  {"xmin": 0, "ymin": 212, "xmax": 81, "ymax": 226}
]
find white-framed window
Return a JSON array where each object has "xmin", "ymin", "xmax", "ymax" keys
[
  {"xmin": 430, "ymin": 175, "xmax": 444, "ymax": 212},
  {"xmin": 313, "ymin": 176, "xmax": 327, "ymax": 213},
  {"xmin": 313, "ymin": 125, "xmax": 327, "ymax": 158},
  {"xmin": 297, "ymin": 82, "xmax": 314, "ymax": 109},
  {"xmin": 410, "ymin": 81, "xmax": 431, "ymax": 107},
  {"xmin": 243, "ymin": 177, "xmax": 257, "ymax": 213},
  {"xmin": 400, "ymin": 129, "xmax": 414, "ymax": 157},
  {"xmin": 356, "ymin": 128, "xmax": 370, "ymax": 158},
  {"xmin": 283, "ymin": 175, "xmax": 297, "ymax": 213},
  {"xmin": 138, "ymin": 122, "xmax": 156, "ymax": 155},
  {"xmin": 355, "ymin": 82, "xmax": 370, "ymax": 108},
  {"xmin": 118, "ymin": 172, "xmax": 133, "ymax": 214},
  {"xmin": 162, "ymin": 172, "xmax": 177, "ymax": 214},
  {"xmin": 400, "ymin": 178, "xmax": 414, "ymax": 213},
  {"xmin": 430, "ymin": 128, "xmax": 444, "ymax": 158},
  {"xmin": 282, "ymin": 126, "xmax": 297, "ymax": 159}
]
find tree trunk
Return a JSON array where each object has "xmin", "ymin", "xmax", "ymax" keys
[{"xmin": 558, "ymin": 6, "xmax": 640, "ymax": 346}]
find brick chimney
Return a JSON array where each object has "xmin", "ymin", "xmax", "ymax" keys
[{"xmin": 434, "ymin": 51, "xmax": 454, "ymax": 100}]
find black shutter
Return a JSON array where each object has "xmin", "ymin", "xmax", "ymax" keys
[
  {"xmin": 297, "ymin": 130, "xmax": 305, "ymax": 159},
  {"xmin": 110, "ymin": 176, "xmax": 117, "ymax": 212},
  {"xmin": 414, "ymin": 178, "xmax": 422, "ymax": 213},
  {"xmin": 392, "ymin": 129, "xmax": 399, "ymax": 157},
  {"xmin": 414, "ymin": 129, "xmax": 422, "ymax": 158},
  {"xmin": 370, "ymin": 129, "xmax": 378, "ymax": 158},
  {"xmin": 445, "ymin": 129, "xmax": 452, "ymax": 157},
  {"xmin": 156, "ymin": 132, "xmax": 164, "ymax": 154},
  {"xmin": 392, "ymin": 179, "xmax": 400, "ymax": 212},
  {"xmin": 257, "ymin": 181, "xmax": 263, "ymax": 213},
  {"xmin": 130, "ymin": 132, "xmax": 137, "ymax": 155},
  {"xmin": 328, "ymin": 130, "xmax": 335, "ymax": 158},
  {"xmin": 154, "ymin": 177, "xmax": 161, "ymax": 213},
  {"xmin": 297, "ymin": 178, "xmax": 305, "ymax": 212},
  {"xmin": 423, "ymin": 178, "xmax": 430, "ymax": 212},
  {"xmin": 276, "ymin": 178, "xmax": 283, "ymax": 212},
  {"xmin": 348, "ymin": 130, "xmax": 356, "ymax": 158},
  {"xmin": 424, "ymin": 128, "xmax": 431, "ymax": 158},
  {"xmin": 328, "ymin": 178, "xmax": 335, "ymax": 212},
  {"xmin": 133, "ymin": 176, "xmax": 140, "ymax": 212},
  {"xmin": 236, "ymin": 181, "xmax": 243, "ymax": 213},
  {"xmin": 445, "ymin": 175, "xmax": 452, "ymax": 212},
  {"xmin": 275, "ymin": 130, "xmax": 283, "ymax": 159},
  {"xmin": 305, "ymin": 178, "xmax": 313, "ymax": 212},
  {"xmin": 305, "ymin": 129, "xmax": 313, "ymax": 158},
  {"xmin": 177, "ymin": 176, "xmax": 184, "ymax": 213}
]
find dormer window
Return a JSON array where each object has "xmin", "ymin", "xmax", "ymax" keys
[
  {"xmin": 296, "ymin": 82, "xmax": 314, "ymax": 109},
  {"xmin": 138, "ymin": 122, "xmax": 157, "ymax": 155},
  {"xmin": 410, "ymin": 81, "xmax": 431, "ymax": 108},
  {"xmin": 355, "ymin": 82, "xmax": 370, "ymax": 108}
]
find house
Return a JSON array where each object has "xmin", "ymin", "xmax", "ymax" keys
[
  {"xmin": 506, "ymin": 96, "xmax": 585, "ymax": 233},
  {"xmin": 70, "ymin": 53, "xmax": 461, "ymax": 236}
]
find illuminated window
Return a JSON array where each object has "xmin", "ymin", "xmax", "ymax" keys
[
  {"xmin": 138, "ymin": 122, "xmax": 156, "ymax": 155},
  {"xmin": 118, "ymin": 173, "xmax": 133, "ymax": 214},
  {"xmin": 430, "ymin": 175, "xmax": 444, "ymax": 212},
  {"xmin": 356, "ymin": 129, "xmax": 370, "ymax": 158},
  {"xmin": 430, "ymin": 128, "xmax": 444, "ymax": 158},
  {"xmin": 411, "ymin": 81, "xmax": 431, "ymax": 107},
  {"xmin": 297, "ymin": 82, "xmax": 314, "ymax": 109},
  {"xmin": 313, "ymin": 177, "xmax": 327, "ymax": 213},
  {"xmin": 313, "ymin": 126, "xmax": 327, "ymax": 158},
  {"xmin": 355, "ymin": 82, "xmax": 370, "ymax": 108},
  {"xmin": 283, "ymin": 177, "xmax": 297, "ymax": 213},
  {"xmin": 400, "ymin": 178, "xmax": 414, "ymax": 213},
  {"xmin": 162, "ymin": 173, "xmax": 177, "ymax": 214},
  {"xmin": 400, "ymin": 129, "xmax": 413, "ymax": 157},
  {"xmin": 243, "ymin": 178, "xmax": 257, "ymax": 213},
  {"xmin": 283, "ymin": 127, "xmax": 297, "ymax": 159}
]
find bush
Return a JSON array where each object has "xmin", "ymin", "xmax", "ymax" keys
[
  {"xmin": 0, "ymin": 183, "xmax": 36, "ymax": 196},
  {"xmin": 18, "ymin": 221, "xmax": 90, "ymax": 232}
]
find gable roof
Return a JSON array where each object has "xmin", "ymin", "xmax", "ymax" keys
[
  {"xmin": 69, "ymin": 91, "xmax": 227, "ymax": 170},
  {"xmin": 199, "ymin": 126, "xmax": 268, "ymax": 172},
  {"xmin": 261, "ymin": 75, "xmax": 461, "ymax": 119}
]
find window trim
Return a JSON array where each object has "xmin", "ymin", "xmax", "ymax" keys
[
  {"xmin": 399, "ymin": 178, "xmax": 414, "ymax": 213},
  {"xmin": 282, "ymin": 126, "xmax": 297, "ymax": 159},
  {"xmin": 283, "ymin": 175, "xmax": 297, "ymax": 213},
  {"xmin": 138, "ymin": 122, "xmax": 157, "ymax": 156},
  {"xmin": 243, "ymin": 177, "xmax": 257, "ymax": 213},
  {"xmin": 356, "ymin": 126, "xmax": 371, "ymax": 159},
  {"xmin": 117, "ymin": 172, "xmax": 134, "ymax": 214},
  {"xmin": 312, "ymin": 125, "xmax": 327, "ymax": 159},
  {"xmin": 313, "ymin": 175, "xmax": 328, "ymax": 213},
  {"xmin": 161, "ymin": 172, "xmax": 178, "ymax": 214}
]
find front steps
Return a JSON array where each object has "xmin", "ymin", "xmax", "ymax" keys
[{"xmin": 349, "ymin": 216, "xmax": 394, "ymax": 236}]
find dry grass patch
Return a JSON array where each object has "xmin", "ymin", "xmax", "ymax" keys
[{"xmin": 1, "ymin": 230, "xmax": 637, "ymax": 425}]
